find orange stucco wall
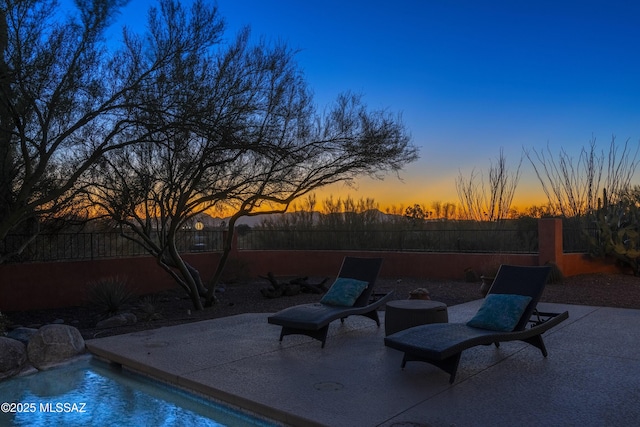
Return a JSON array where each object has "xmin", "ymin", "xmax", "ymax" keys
[{"xmin": 0, "ymin": 254, "xmax": 222, "ymax": 312}]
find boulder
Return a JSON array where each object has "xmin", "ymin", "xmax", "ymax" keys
[
  {"xmin": 7, "ymin": 327, "xmax": 39, "ymax": 345},
  {"xmin": 27, "ymin": 324, "xmax": 85, "ymax": 370},
  {"xmin": 96, "ymin": 312, "xmax": 137, "ymax": 329},
  {"xmin": 0, "ymin": 337, "xmax": 28, "ymax": 379}
]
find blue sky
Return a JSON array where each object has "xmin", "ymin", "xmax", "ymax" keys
[{"xmin": 109, "ymin": 0, "xmax": 640, "ymax": 208}]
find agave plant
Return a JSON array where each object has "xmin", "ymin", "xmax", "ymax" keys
[{"xmin": 87, "ymin": 276, "xmax": 135, "ymax": 317}]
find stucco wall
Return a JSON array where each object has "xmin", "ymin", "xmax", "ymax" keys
[{"xmin": 0, "ymin": 249, "xmax": 621, "ymax": 311}]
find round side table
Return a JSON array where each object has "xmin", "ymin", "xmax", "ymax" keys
[{"xmin": 384, "ymin": 300, "xmax": 448, "ymax": 336}]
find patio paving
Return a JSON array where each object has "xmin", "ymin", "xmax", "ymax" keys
[{"xmin": 86, "ymin": 300, "xmax": 640, "ymax": 426}]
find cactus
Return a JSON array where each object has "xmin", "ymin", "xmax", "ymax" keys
[{"xmin": 587, "ymin": 187, "xmax": 640, "ymax": 275}]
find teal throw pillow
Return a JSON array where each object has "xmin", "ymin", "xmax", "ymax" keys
[
  {"xmin": 466, "ymin": 293, "xmax": 532, "ymax": 332},
  {"xmin": 320, "ymin": 277, "xmax": 369, "ymax": 307}
]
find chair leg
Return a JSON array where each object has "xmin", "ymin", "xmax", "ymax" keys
[
  {"xmin": 401, "ymin": 352, "xmax": 462, "ymax": 384},
  {"xmin": 318, "ymin": 326, "xmax": 329, "ymax": 348},
  {"xmin": 522, "ymin": 335, "xmax": 548, "ymax": 357},
  {"xmin": 361, "ymin": 309, "xmax": 381, "ymax": 326},
  {"xmin": 279, "ymin": 325, "xmax": 330, "ymax": 348},
  {"xmin": 341, "ymin": 310, "xmax": 380, "ymax": 326}
]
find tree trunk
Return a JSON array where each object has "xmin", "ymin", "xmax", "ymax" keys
[
  {"xmin": 165, "ymin": 232, "xmax": 206, "ymax": 310},
  {"xmin": 204, "ymin": 219, "xmax": 237, "ymax": 307}
]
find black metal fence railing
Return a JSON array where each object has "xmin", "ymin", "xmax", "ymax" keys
[
  {"xmin": 237, "ymin": 227, "xmax": 540, "ymax": 253},
  {"xmin": 2, "ymin": 224, "xmax": 597, "ymax": 263},
  {"xmin": 562, "ymin": 225, "xmax": 597, "ymax": 253},
  {"xmin": 2, "ymin": 231, "xmax": 225, "ymax": 262}
]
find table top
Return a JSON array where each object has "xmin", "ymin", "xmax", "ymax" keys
[{"xmin": 385, "ymin": 299, "xmax": 447, "ymax": 310}]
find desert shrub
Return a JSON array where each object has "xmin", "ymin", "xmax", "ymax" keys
[
  {"xmin": 87, "ymin": 276, "xmax": 134, "ymax": 317},
  {"xmin": 137, "ymin": 295, "xmax": 163, "ymax": 321},
  {"xmin": 587, "ymin": 187, "xmax": 640, "ymax": 275},
  {"xmin": 546, "ymin": 262, "xmax": 564, "ymax": 284}
]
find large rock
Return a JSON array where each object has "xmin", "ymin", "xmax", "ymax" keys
[
  {"xmin": 7, "ymin": 327, "xmax": 39, "ymax": 345},
  {"xmin": 0, "ymin": 337, "xmax": 28, "ymax": 379},
  {"xmin": 27, "ymin": 324, "xmax": 85, "ymax": 370}
]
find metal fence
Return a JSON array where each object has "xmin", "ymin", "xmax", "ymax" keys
[
  {"xmin": 239, "ymin": 224, "xmax": 596, "ymax": 254},
  {"xmin": 237, "ymin": 227, "xmax": 541, "ymax": 253},
  {"xmin": 2, "ymin": 230, "xmax": 225, "ymax": 262},
  {"xmin": 562, "ymin": 225, "xmax": 597, "ymax": 253},
  {"xmin": 3, "ymin": 224, "xmax": 597, "ymax": 263}
]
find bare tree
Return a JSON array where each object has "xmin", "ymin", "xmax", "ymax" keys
[
  {"xmin": 87, "ymin": 7, "xmax": 417, "ymax": 309},
  {"xmin": 441, "ymin": 202, "xmax": 457, "ymax": 220},
  {"xmin": 525, "ymin": 136, "xmax": 639, "ymax": 217},
  {"xmin": 0, "ymin": 0, "xmax": 223, "ymax": 262},
  {"xmin": 86, "ymin": 11, "xmax": 264, "ymax": 309},
  {"xmin": 318, "ymin": 195, "xmax": 381, "ymax": 229},
  {"xmin": 204, "ymin": 93, "xmax": 416, "ymax": 307},
  {"xmin": 259, "ymin": 194, "xmax": 319, "ymax": 230},
  {"xmin": 430, "ymin": 201, "xmax": 457, "ymax": 220},
  {"xmin": 456, "ymin": 148, "xmax": 522, "ymax": 221}
]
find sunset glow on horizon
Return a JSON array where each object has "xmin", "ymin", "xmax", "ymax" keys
[{"xmin": 308, "ymin": 175, "xmax": 550, "ymax": 215}]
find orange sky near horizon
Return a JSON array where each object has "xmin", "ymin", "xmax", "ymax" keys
[{"xmin": 312, "ymin": 166, "xmax": 552, "ymax": 214}]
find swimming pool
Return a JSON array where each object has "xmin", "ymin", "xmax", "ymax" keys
[{"xmin": 0, "ymin": 357, "xmax": 279, "ymax": 427}]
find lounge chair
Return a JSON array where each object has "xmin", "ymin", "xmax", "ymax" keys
[
  {"xmin": 268, "ymin": 257, "xmax": 392, "ymax": 348},
  {"xmin": 384, "ymin": 264, "xmax": 569, "ymax": 383}
]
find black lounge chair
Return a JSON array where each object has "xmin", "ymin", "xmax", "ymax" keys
[
  {"xmin": 384, "ymin": 264, "xmax": 569, "ymax": 383},
  {"xmin": 268, "ymin": 257, "xmax": 392, "ymax": 348}
]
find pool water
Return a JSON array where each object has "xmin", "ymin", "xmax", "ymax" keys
[{"xmin": 0, "ymin": 358, "xmax": 278, "ymax": 427}]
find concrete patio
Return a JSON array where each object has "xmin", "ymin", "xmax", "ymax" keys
[{"xmin": 86, "ymin": 300, "xmax": 640, "ymax": 426}]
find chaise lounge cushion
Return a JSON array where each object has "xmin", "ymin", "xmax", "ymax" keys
[
  {"xmin": 466, "ymin": 293, "xmax": 532, "ymax": 332},
  {"xmin": 320, "ymin": 277, "xmax": 369, "ymax": 307}
]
